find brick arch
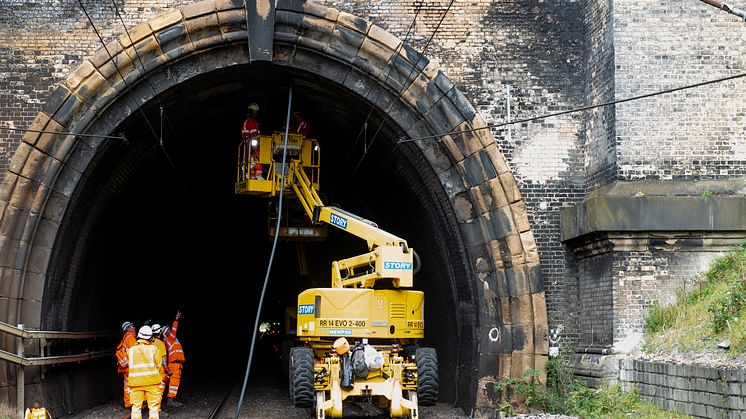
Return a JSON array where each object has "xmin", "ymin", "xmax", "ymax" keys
[{"xmin": 0, "ymin": 0, "xmax": 546, "ymax": 409}]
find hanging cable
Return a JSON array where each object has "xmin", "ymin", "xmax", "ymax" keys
[
  {"xmin": 345, "ymin": 3, "xmax": 424, "ymax": 161},
  {"xmin": 234, "ymin": 84, "xmax": 294, "ymax": 419},
  {"xmin": 348, "ymin": 0, "xmax": 454, "ymax": 180},
  {"xmin": 109, "ymin": 0, "xmax": 180, "ymax": 175},
  {"xmin": 397, "ymin": 71, "xmax": 746, "ymax": 144},
  {"xmin": 0, "ymin": 126, "xmax": 126, "ymax": 140},
  {"xmin": 77, "ymin": 0, "xmax": 162, "ymax": 145}
]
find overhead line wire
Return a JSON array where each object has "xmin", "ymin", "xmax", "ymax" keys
[
  {"xmin": 348, "ymin": 0, "xmax": 455, "ymax": 180},
  {"xmin": 345, "ymin": 3, "xmax": 424, "ymax": 161},
  {"xmin": 396, "ymin": 71, "xmax": 746, "ymax": 144},
  {"xmin": 109, "ymin": 0, "xmax": 180, "ymax": 175},
  {"xmin": 77, "ymin": 0, "xmax": 160, "ymax": 144},
  {"xmin": 0, "ymin": 126, "xmax": 126, "ymax": 140}
]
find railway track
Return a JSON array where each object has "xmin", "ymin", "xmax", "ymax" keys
[{"xmin": 207, "ymin": 382, "xmax": 238, "ymax": 419}]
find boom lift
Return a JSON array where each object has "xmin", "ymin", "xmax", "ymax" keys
[{"xmin": 236, "ymin": 132, "xmax": 438, "ymax": 418}]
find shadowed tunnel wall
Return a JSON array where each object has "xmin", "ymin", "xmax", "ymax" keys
[{"xmin": 0, "ymin": 0, "xmax": 547, "ymax": 414}]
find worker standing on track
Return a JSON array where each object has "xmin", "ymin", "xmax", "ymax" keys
[
  {"xmin": 128, "ymin": 325, "xmax": 168, "ymax": 419},
  {"xmin": 160, "ymin": 311, "xmax": 185, "ymax": 407},
  {"xmin": 241, "ymin": 102, "xmax": 263, "ymax": 180},
  {"xmin": 116, "ymin": 321, "xmax": 138, "ymax": 409}
]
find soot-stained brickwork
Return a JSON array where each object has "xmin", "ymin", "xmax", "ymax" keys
[{"xmin": 0, "ymin": 0, "xmax": 745, "ymax": 404}]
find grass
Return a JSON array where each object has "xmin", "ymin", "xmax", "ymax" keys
[{"xmin": 643, "ymin": 246, "xmax": 746, "ymax": 355}]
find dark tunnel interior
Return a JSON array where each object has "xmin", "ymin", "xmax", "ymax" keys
[{"xmin": 42, "ymin": 62, "xmax": 473, "ymax": 408}]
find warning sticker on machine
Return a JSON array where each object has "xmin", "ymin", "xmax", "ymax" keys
[
  {"xmin": 328, "ymin": 329, "xmax": 352, "ymax": 336},
  {"xmin": 318, "ymin": 319, "xmax": 367, "ymax": 328}
]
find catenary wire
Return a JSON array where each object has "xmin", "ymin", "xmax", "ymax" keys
[
  {"xmin": 234, "ymin": 84, "xmax": 294, "ymax": 419},
  {"xmin": 109, "ymin": 0, "xmax": 180, "ymax": 175},
  {"xmin": 77, "ymin": 0, "xmax": 162, "ymax": 145},
  {"xmin": 0, "ymin": 126, "xmax": 127, "ymax": 140},
  {"xmin": 345, "ymin": 2, "xmax": 424, "ymax": 161},
  {"xmin": 348, "ymin": 0, "xmax": 454, "ymax": 180},
  {"xmin": 397, "ymin": 71, "xmax": 746, "ymax": 144}
]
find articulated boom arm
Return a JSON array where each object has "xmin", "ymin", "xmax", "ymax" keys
[{"xmin": 287, "ymin": 160, "xmax": 416, "ymax": 289}]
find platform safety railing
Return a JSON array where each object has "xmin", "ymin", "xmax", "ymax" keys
[{"xmin": 0, "ymin": 321, "xmax": 117, "ymax": 417}]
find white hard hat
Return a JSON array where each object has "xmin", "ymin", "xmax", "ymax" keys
[
  {"xmin": 248, "ymin": 102, "xmax": 259, "ymax": 112},
  {"xmin": 121, "ymin": 321, "xmax": 134, "ymax": 331},
  {"xmin": 137, "ymin": 325, "xmax": 153, "ymax": 340},
  {"xmin": 151, "ymin": 323, "xmax": 162, "ymax": 334}
]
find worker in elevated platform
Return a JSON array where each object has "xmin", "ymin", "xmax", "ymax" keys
[
  {"xmin": 116, "ymin": 321, "xmax": 138, "ymax": 409},
  {"xmin": 291, "ymin": 111, "xmax": 310, "ymax": 137},
  {"xmin": 241, "ymin": 102, "xmax": 263, "ymax": 180},
  {"xmin": 128, "ymin": 325, "xmax": 169, "ymax": 419}
]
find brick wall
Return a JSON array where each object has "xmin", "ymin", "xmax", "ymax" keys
[
  {"xmin": 1, "ymin": 0, "xmax": 745, "ymax": 369},
  {"xmin": 614, "ymin": 0, "xmax": 746, "ymax": 181}
]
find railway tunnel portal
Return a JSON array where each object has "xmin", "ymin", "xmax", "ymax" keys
[{"xmin": 0, "ymin": 0, "xmax": 547, "ymax": 414}]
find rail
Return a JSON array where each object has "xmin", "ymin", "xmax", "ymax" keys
[{"xmin": 0, "ymin": 321, "xmax": 117, "ymax": 417}]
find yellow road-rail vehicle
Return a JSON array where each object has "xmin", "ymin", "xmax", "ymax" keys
[{"xmin": 236, "ymin": 132, "xmax": 438, "ymax": 418}]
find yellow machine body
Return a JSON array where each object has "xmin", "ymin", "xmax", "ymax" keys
[
  {"xmin": 296, "ymin": 288, "xmax": 424, "ymax": 339},
  {"xmin": 312, "ymin": 349, "xmax": 419, "ymax": 419},
  {"xmin": 236, "ymin": 131, "xmax": 428, "ymax": 418}
]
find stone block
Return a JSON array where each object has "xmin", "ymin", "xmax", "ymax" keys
[
  {"xmin": 150, "ymin": 10, "xmax": 184, "ymax": 32},
  {"xmin": 509, "ymin": 202, "xmax": 530, "ymax": 233},
  {"xmin": 327, "ymin": 24, "xmax": 365, "ymax": 63},
  {"xmin": 185, "ymin": 13, "xmax": 222, "ymax": 49},
  {"xmin": 506, "ymin": 234, "xmax": 525, "ymax": 264},
  {"xmin": 368, "ymin": 24, "xmax": 401, "ymax": 51},
  {"xmin": 354, "ymin": 37, "xmax": 392, "ymax": 79},
  {"xmin": 452, "ymin": 192, "xmax": 474, "ymax": 223},
  {"xmin": 437, "ymin": 166, "xmax": 466, "ymax": 198},
  {"xmin": 439, "ymin": 134, "xmax": 466, "ymax": 163},
  {"xmin": 118, "ymin": 22, "xmax": 154, "ymax": 48},
  {"xmin": 498, "ymin": 172, "xmax": 521, "ymax": 204},
  {"xmin": 215, "ymin": 0, "xmax": 243, "ymax": 10},
  {"xmin": 297, "ymin": 15, "xmax": 335, "ymax": 52},
  {"xmin": 182, "ymin": 0, "xmax": 216, "ymax": 19},
  {"xmin": 510, "ymin": 353, "xmax": 535, "ymax": 378},
  {"xmin": 337, "ymin": 11, "xmax": 369, "ymax": 34},
  {"xmin": 63, "ymin": 60, "xmax": 96, "ymax": 92},
  {"xmin": 522, "ymin": 232, "xmax": 540, "ymax": 265},
  {"xmin": 531, "ymin": 292, "xmax": 548, "ymax": 327},
  {"xmin": 458, "ymin": 154, "xmax": 486, "ymax": 187}
]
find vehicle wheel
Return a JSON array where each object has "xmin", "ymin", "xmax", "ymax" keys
[
  {"xmin": 281, "ymin": 339, "xmax": 293, "ymax": 377},
  {"xmin": 415, "ymin": 347, "xmax": 438, "ymax": 406},
  {"xmin": 289, "ymin": 346, "xmax": 314, "ymax": 407}
]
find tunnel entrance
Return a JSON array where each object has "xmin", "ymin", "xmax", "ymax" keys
[
  {"xmin": 0, "ymin": 1, "xmax": 548, "ymax": 415},
  {"xmin": 44, "ymin": 62, "xmax": 467, "ymax": 404}
]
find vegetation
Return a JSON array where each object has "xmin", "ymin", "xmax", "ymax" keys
[
  {"xmin": 494, "ymin": 348, "xmax": 689, "ymax": 418},
  {"xmin": 643, "ymin": 245, "xmax": 746, "ymax": 355}
]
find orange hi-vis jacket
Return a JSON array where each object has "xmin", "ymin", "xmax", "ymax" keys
[
  {"xmin": 165, "ymin": 320, "xmax": 185, "ymax": 363},
  {"xmin": 127, "ymin": 339, "xmax": 166, "ymax": 387},
  {"xmin": 116, "ymin": 330, "xmax": 137, "ymax": 372}
]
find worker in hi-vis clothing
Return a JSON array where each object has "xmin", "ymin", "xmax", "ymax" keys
[
  {"xmin": 150, "ymin": 324, "xmax": 169, "ymax": 404},
  {"xmin": 128, "ymin": 325, "xmax": 169, "ymax": 419},
  {"xmin": 116, "ymin": 321, "xmax": 137, "ymax": 408},
  {"xmin": 161, "ymin": 311, "xmax": 185, "ymax": 406}
]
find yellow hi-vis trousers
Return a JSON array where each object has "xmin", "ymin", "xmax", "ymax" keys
[{"xmin": 130, "ymin": 384, "xmax": 161, "ymax": 419}]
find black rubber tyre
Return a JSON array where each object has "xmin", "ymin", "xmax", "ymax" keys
[
  {"xmin": 415, "ymin": 347, "xmax": 438, "ymax": 406},
  {"xmin": 281, "ymin": 339, "xmax": 293, "ymax": 377},
  {"xmin": 289, "ymin": 346, "xmax": 314, "ymax": 407}
]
